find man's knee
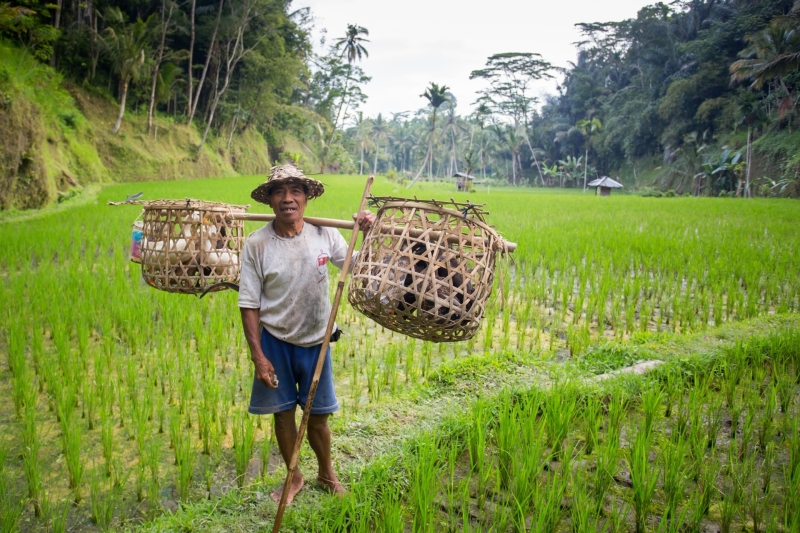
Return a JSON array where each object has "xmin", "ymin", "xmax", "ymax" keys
[
  {"xmin": 273, "ymin": 408, "xmax": 296, "ymax": 431},
  {"xmin": 307, "ymin": 413, "xmax": 329, "ymax": 433}
]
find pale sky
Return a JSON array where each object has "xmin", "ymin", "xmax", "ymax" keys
[{"xmin": 294, "ymin": 0, "xmax": 655, "ymax": 121}]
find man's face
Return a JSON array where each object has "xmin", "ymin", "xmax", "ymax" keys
[{"xmin": 268, "ymin": 182, "xmax": 308, "ymax": 224}]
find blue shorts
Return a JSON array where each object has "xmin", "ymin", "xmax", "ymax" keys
[{"xmin": 248, "ymin": 328, "xmax": 339, "ymax": 416}]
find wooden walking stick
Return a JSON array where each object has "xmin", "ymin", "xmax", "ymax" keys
[{"xmin": 271, "ymin": 176, "xmax": 374, "ymax": 533}]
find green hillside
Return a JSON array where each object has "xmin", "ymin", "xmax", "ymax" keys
[{"xmin": 0, "ymin": 41, "xmax": 281, "ymax": 211}]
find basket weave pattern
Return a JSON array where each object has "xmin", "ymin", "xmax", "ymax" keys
[
  {"xmin": 140, "ymin": 200, "xmax": 247, "ymax": 295},
  {"xmin": 348, "ymin": 198, "xmax": 501, "ymax": 342}
]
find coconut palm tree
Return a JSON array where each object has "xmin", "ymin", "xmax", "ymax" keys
[
  {"xmin": 331, "ymin": 24, "xmax": 369, "ymax": 137},
  {"xmin": 408, "ymin": 82, "xmax": 449, "ymax": 188},
  {"xmin": 101, "ymin": 8, "xmax": 155, "ymax": 134},
  {"xmin": 372, "ymin": 113, "xmax": 389, "ymax": 174},
  {"xmin": 576, "ymin": 117, "xmax": 602, "ymax": 191}
]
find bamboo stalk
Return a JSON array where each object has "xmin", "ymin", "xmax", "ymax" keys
[
  {"xmin": 271, "ymin": 176, "xmax": 374, "ymax": 533},
  {"xmin": 231, "ymin": 213, "xmax": 517, "ymax": 253}
]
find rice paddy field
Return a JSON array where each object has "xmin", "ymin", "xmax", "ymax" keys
[{"xmin": 1, "ymin": 175, "xmax": 800, "ymax": 532}]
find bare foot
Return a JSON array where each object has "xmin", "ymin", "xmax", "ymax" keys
[
  {"xmin": 270, "ymin": 472, "xmax": 305, "ymax": 505},
  {"xmin": 317, "ymin": 475, "xmax": 347, "ymax": 497}
]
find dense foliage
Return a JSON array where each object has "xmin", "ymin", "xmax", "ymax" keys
[{"xmin": 0, "ymin": 0, "xmax": 372, "ymax": 165}]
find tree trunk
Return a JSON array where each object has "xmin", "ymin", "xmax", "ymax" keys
[
  {"xmin": 189, "ymin": 0, "xmax": 224, "ymax": 124},
  {"xmin": 328, "ymin": 73, "xmax": 351, "ymax": 146},
  {"xmin": 186, "ymin": 0, "xmax": 196, "ymax": 116},
  {"xmin": 745, "ymin": 126, "xmax": 752, "ymax": 198},
  {"xmin": 148, "ymin": 0, "xmax": 175, "ymax": 135},
  {"xmin": 373, "ymin": 139, "xmax": 379, "ymax": 174},
  {"xmin": 583, "ymin": 147, "xmax": 589, "ymax": 192},
  {"xmin": 113, "ymin": 80, "xmax": 129, "ymax": 134},
  {"xmin": 198, "ymin": 1, "xmax": 260, "ymax": 153},
  {"xmin": 359, "ymin": 142, "xmax": 364, "ymax": 175},
  {"xmin": 50, "ymin": 0, "xmax": 63, "ymax": 67}
]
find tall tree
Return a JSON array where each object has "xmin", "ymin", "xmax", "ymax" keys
[
  {"xmin": 576, "ymin": 117, "xmax": 602, "ymax": 191},
  {"xmin": 371, "ymin": 113, "xmax": 388, "ymax": 174},
  {"xmin": 408, "ymin": 82, "xmax": 449, "ymax": 188},
  {"xmin": 330, "ymin": 24, "xmax": 369, "ymax": 140},
  {"xmin": 146, "ymin": 0, "xmax": 176, "ymax": 134},
  {"xmin": 101, "ymin": 8, "xmax": 155, "ymax": 134}
]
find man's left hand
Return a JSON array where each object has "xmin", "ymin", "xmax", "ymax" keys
[{"xmin": 353, "ymin": 210, "xmax": 376, "ymax": 233}]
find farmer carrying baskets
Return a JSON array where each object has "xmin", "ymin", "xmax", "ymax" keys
[{"xmin": 237, "ymin": 165, "xmax": 375, "ymax": 505}]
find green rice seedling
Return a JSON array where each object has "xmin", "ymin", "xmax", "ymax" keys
[
  {"xmin": 641, "ymin": 386, "xmax": 663, "ymax": 441},
  {"xmin": 0, "ymin": 469, "xmax": 24, "ymax": 533},
  {"xmin": 607, "ymin": 389, "xmax": 627, "ymax": 449},
  {"xmin": 529, "ymin": 469, "xmax": 567, "ymax": 533},
  {"xmin": 660, "ymin": 435, "xmax": 689, "ymax": 519},
  {"xmin": 739, "ymin": 401, "xmax": 756, "ymax": 461},
  {"xmin": 746, "ymin": 476, "xmax": 765, "ymax": 533},
  {"xmin": 581, "ymin": 395, "xmax": 602, "ymax": 455},
  {"xmin": 719, "ymin": 479, "xmax": 739, "ymax": 533},
  {"xmin": 757, "ymin": 385, "xmax": 776, "ymax": 451},
  {"xmin": 772, "ymin": 361, "xmax": 795, "ymax": 414},
  {"xmin": 468, "ymin": 400, "xmax": 488, "ymax": 473},
  {"xmin": 705, "ymin": 392, "xmax": 723, "ymax": 449},
  {"xmin": 61, "ymin": 411, "xmax": 85, "ymax": 504},
  {"xmin": 232, "ymin": 410, "xmax": 255, "ymax": 488},
  {"xmin": 544, "ymin": 381, "xmax": 577, "ymax": 460},
  {"xmin": 570, "ymin": 468, "xmax": 602, "ymax": 533},
  {"xmin": 43, "ymin": 497, "xmax": 69, "ymax": 533},
  {"xmin": 100, "ymin": 410, "xmax": 114, "ymax": 478},
  {"xmin": 593, "ymin": 440, "xmax": 622, "ymax": 513},
  {"xmin": 376, "ymin": 481, "xmax": 404, "ymax": 533},
  {"xmin": 626, "ymin": 426, "xmax": 658, "ymax": 533},
  {"xmin": 606, "ymin": 499, "xmax": 630, "ymax": 533},
  {"xmin": 90, "ymin": 469, "xmax": 116, "ymax": 531},
  {"xmin": 784, "ymin": 462, "xmax": 800, "ymax": 526},
  {"xmin": 761, "ymin": 441, "xmax": 775, "ymax": 495},
  {"xmin": 698, "ymin": 449, "xmax": 720, "ymax": 516},
  {"xmin": 410, "ymin": 435, "xmax": 439, "ymax": 533},
  {"xmin": 176, "ymin": 433, "xmax": 198, "ymax": 500},
  {"xmin": 144, "ymin": 436, "xmax": 161, "ymax": 512},
  {"xmin": 495, "ymin": 394, "xmax": 518, "ymax": 489}
]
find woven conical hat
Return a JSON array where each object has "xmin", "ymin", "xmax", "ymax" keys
[{"xmin": 251, "ymin": 165, "xmax": 324, "ymax": 203}]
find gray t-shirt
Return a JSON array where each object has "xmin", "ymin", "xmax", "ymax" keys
[{"xmin": 238, "ymin": 221, "xmax": 349, "ymax": 347}]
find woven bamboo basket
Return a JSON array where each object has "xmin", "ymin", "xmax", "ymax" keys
[
  {"xmin": 140, "ymin": 199, "xmax": 248, "ymax": 295},
  {"xmin": 348, "ymin": 197, "xmax": 506, "ymax": 342}
]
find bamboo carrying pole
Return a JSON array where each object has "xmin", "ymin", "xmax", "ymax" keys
[
  {"xmin": 231, "ymin": 213, "xmax": 517, "ymax": 253},
  {"xmin": 270, "ymin": 177, "xmax": 374, "ymax": 533}
]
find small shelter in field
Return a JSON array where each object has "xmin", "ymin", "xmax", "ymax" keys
[
  {"xmin": 588, "ymin": 176, "xmax": 623, "ymax": 196},
  {"xmin": 454, "ymin": 172, "xmax": 476, "ymax": 191}
]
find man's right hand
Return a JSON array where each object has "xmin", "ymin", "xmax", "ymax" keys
[{"xmin": 254, "ymin": 355, "xmax": 279, "ymax": 389}]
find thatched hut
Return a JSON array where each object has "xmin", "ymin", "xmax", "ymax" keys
[{"xmin": 588, "ymin": 176, "xmax": 623, "ymax": 196}]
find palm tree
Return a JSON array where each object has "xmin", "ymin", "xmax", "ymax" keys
[
  {"xmin": 408, "ymin": 82, "xmax": 449, "ymax": 188},
  {"xmin": 101, "ymin": 8, "xmax": 155, "ymax": 134},
  {"xmin": 576, "ymin": 117, "xmax": 602, "ymax": 192},
  {"xmin": 730, "ymin": 21, "xmax": 800, "ymax": 115},
  {"xmin": 372, "ymin": 113, "xmax": 389, "ymax": 174},
  {"xmin": 334, "ymin": 24, "xmax": 370, "ymax": 63},
  {"xmin": 736, "ymin": 91, "xmax": 767, "ymax": 197},
  {"xmin": 353, "ymin": 113, "xmax": 373, "ymax": 175},
  {"xmin": 330, "ymin": 24, "xmax": 369, "ymax": 138}
]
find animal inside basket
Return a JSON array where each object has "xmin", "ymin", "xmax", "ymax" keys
[
  {"xmin": 348, "ymin": 197, "xmax": 506, "ymax": 342},
  {"xmin": 140, "ymin": 199, "xmax": 248, "ymax": 295}
]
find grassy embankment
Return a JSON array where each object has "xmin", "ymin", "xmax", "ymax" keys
[{"xmin": 0, "ymin": 40, "xmax": 301, "ymax": 213}]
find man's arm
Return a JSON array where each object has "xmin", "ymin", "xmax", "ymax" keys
[{"xmin": 240, "ymin": 307, "xmax": 278, "ymax": 389}]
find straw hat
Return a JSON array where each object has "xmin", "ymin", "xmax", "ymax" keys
[{"xmin": 251, "ymin": 165, "xmax": 324, "ymax": 204}]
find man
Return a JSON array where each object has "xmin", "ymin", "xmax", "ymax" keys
[{"xmin": 238, "ymin": 165, "xmax": 374, "ymax": 505}]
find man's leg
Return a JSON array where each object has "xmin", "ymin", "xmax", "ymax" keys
[
  {"xmin": 270, "ymin": 407, "xmax": 305, "ymax": 504},
  {"xmin": 306, "ymin": 413, "xmax": 345, "ymax": 494}
]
